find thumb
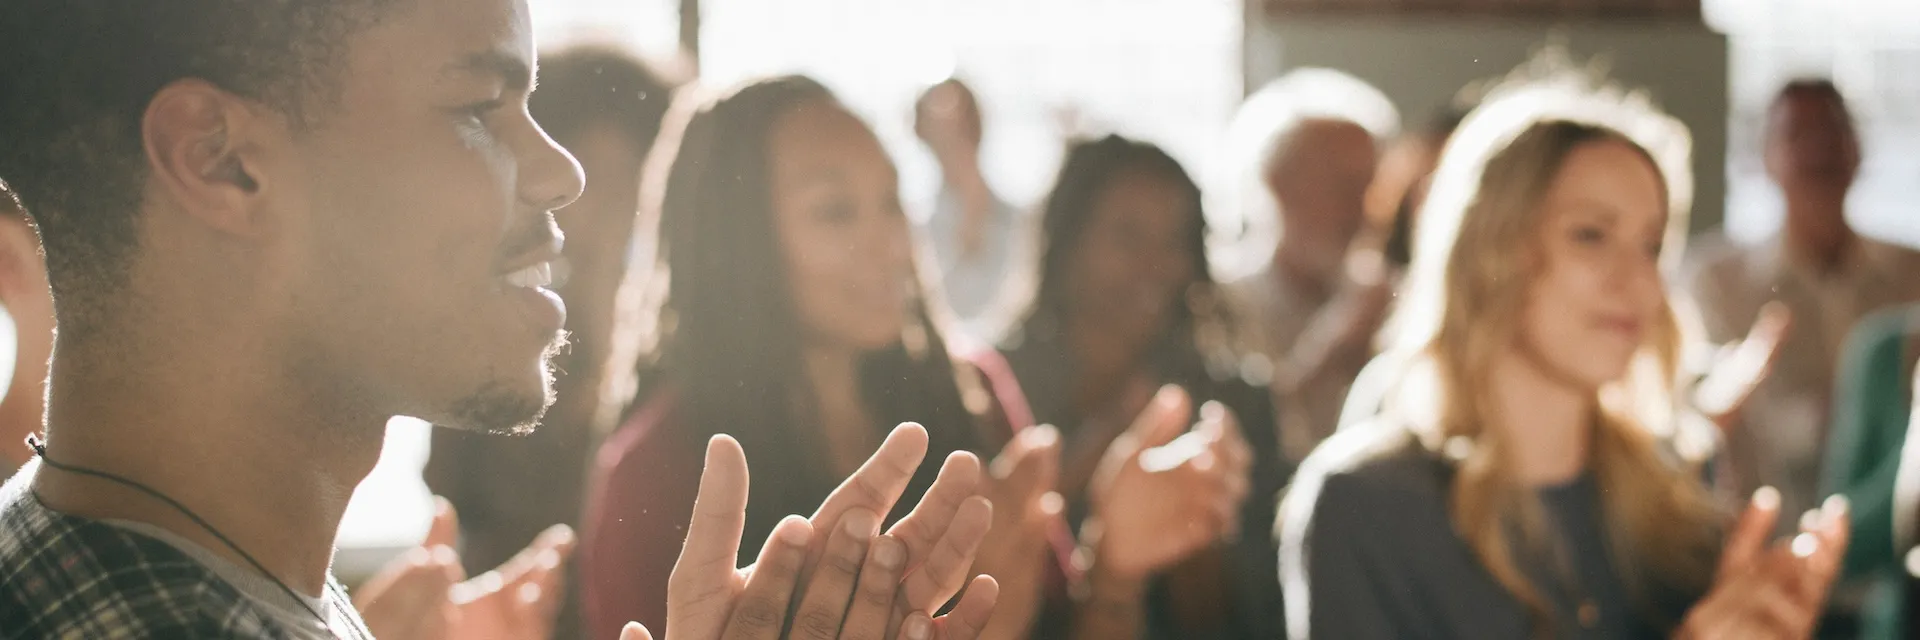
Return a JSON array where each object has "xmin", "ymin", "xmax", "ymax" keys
[
  {"xmin": 424, "ymin": 496, "xmax": 459, "ymax": 551},
  {"xmin": 1719, "ymin": 486, "xmax": 1782, "ymax": 580},
  {"xmin": 620, "ymin": 621, "xmax": 655, "ymax": 640},
  {"xmin": 1127, "ymin": 385, "xmax": 1192, "ymax": 450}
]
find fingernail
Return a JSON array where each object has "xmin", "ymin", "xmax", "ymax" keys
[
  {"xmin": 873, "ymin": 535, "xmax": 904, "ymax": 569},
  {"xmin": 1201, "ymin": 401, "xmax": 1227, "ymax": 422},
  {"xmin": 1038, "ymin": 491, "xmax": 1064, "ymax": 517},
  {"xmin": 1156, "ymin": 385, "xmax": 1183, "ymax": 406},
  {"xmin": 1027, "ymin": 424, "xmax": 1059, "ymax": 447},
  {"xmin": 1753, "ymin": 486, "xmax": 1780, "ymax": 511},
  {"xmin": 1823, "ymin": 494, "xmax": 1851, "ymax": 519},
  {"xmin": 1791, "ymin": 533, "xmax": 1820, "ymax": 559},
  {"xmin": 842, "ymin": 508, "xmax": 879, "ymax": 538},
  {"xmin": 776, "ymin": 515, "xmax": 812, "ymax": 547},
  {"xmin": 430, "ymin": 545, "xmax": 459, "ymax": 567},
  {"xmin": 1800, "ymin": 509, "xmax": 1821, "ymax": 533},
  {"xmin": 904, "ymin": 614, "xmax": 933, "ymax": 640}
]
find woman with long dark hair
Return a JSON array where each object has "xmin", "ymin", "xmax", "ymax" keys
[
  {"xmin": 578, "ymin": 76, "xmax": 1064, "ymax": 640},
  {"xmin": 1000, "ymin": 134, "xmax": 1284, "ymax": 639},
  {"xmin": 1280, "ymin": 74, "xmax": 1850, "ymax": 639}
]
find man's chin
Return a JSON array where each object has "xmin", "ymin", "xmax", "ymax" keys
[{"xmin": 443, "ymin": 369, "xmax": 557, "ymax": 437}]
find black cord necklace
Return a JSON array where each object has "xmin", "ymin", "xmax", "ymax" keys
[{"xmin": 25, "ymin": 435, "xmax": 372, "ymax": 640}]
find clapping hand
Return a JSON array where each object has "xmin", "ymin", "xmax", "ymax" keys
[
  {"xmin": 1086, "ymin": 386, "xmax": 1253, "ymax": 580},
  {"xmin": 1677, "ymin": 487, "xmax": 1849, "ymax": 640},
  {"xmin": 1695, "ymin": 302, "xmax": 1791, "ymax": 434},
  {"xmin": 354, "ymin": 499, "xmax": 575, "ymax": 640},
  {"xmin": 620, "ymin": 424, "xmax": 1000, "ymax": 640}
]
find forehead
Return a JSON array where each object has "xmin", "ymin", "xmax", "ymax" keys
[
  {"xmin": 1771, "ymin": 91, "xmax": 1848, "ymax": 127},
  {"xmin": 1094, "ymin": 168, "xmax": 1191, "ymax": 223},
  {"xmin": 1274, "ymin": 119, "xmax": 1375, "ymax": 167},
  {"xmin": 770, "ymin": 101, "xmax": 890, "ymax": 171},
  {"xmin": 1545, "ymin": 139, "xmax": 1666, "ymax": 221},
  {"xmin": 338, "ymin": 0, "xmax": 532, "ymax": 92}
]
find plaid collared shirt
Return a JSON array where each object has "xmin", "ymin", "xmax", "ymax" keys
[{"xmin": 0, "ymin": 462, "xmax": 364, "ymax": 639}]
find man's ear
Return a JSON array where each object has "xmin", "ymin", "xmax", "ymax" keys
[{"xmin": 141, "ymin": 79, "xmax": 275, "ymax": 237}]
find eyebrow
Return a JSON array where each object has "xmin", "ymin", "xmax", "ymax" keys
[{"xmin": 443, "ymin": 49, "xmax": 535, "ymax": 93}]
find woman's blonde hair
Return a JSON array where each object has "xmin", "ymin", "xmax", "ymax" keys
[{"xmin": 1378, "ymin": 60, "xmax": 1723, "ymax": 635}]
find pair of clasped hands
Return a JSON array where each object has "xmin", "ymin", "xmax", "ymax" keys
[{"xmin": 354, "ymin": 383, "xmax": 1252, "ymax": 640}]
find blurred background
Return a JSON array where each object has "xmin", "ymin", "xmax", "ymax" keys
[{"xmin": 334, "ymin": 0, "xmax": 1920, "ymax": 580}]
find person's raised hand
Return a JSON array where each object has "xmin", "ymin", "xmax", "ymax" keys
[
  {"xmin": 445, "ymin": 522, "xmax": 575, "ymax": 640},
  {"xmin": 354, "ymin": 499, "xmax": 462, "ymax": 640},
  {"xmin": 1677, "ymin": 488, "xmax": 1850, "ymax": 640},
  {"xmin": 1695, "ymin": 302, "xmax": 1791, "ymax": 434},
  {"xmin": 353, "ymin": 499, "xmax": 576, "ymax": 640},
  {"xmin": 1086, "ymin": 386, "xmax": 1247, "ymax": 581},
  {"xmin": 649, "ymin": 427, "xmax": 999, "ymax": 640},
  {"xmin": 968, "ymin": 425, "xmax": 1062, "ymax": 639}
]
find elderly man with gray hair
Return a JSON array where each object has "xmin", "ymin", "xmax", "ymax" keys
[{"xmin": 1219, "ymin": 68, "xmax": 1400, "ymax": 462}]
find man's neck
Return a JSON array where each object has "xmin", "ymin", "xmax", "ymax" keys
[
  {"xmin": 1486, "ymin": 351, "xmax": 1593, "ymax": 486},
  {"xmin": 1781, "ymin": 189, "xmax": 1856, "ymax": 274},
  {"xmin": 31, "ymin": 338, "xmax": 387, "ymax": 597}
]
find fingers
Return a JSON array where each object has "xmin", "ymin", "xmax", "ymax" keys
[
  {"xmin": 1718, "ymin": 486, "xmax": 1781, "ymax": 580},
  {"xmin": 811, "ymin": 424, "xmax": 930, "ymax": 533},
  {"xmin": 1791, "ymin": 495, "xmax": 1851, "ymax": 604},
  {"xmin": 517, "ymin": 526, "xmax": 577, "ymax": 625},
  {"xmin": 899, "ymin": 496, "xmax": 993, "ymax": 612},
  {"xmin": 722, "ymin": 515, "xmax": 815, "ymax": 640},
  {"xmin": 1750, "ymin": 301, "xmax": 1792, "ymax": 355},
  {"xmin": 994, "ymin": 426, "xmax": 1061, "ymax": 532},
  {"xmin": 1127, "ymin": 386, "xmax": 1192, "ymax": 449},
  {"xmin": 788, "ymin": 509, "xmax": 880, "ymax": 640},
  {"xmin": 424, "ymin": 496, "xmax": 460, "ymax": 551},
  {"xmin": 1697, "ymin": 304, "xmax": 1792, "ymax": 419},
  {"xmin": 458, "ymin": 524, "xmax": 575, "ymax": 604},
  {"xmin": 933, "ymin": 575, "xmax": 999, "ymax": 640},
  {"xmin": 888, "ymin": 452, "xmax": 984, "ymax": 574},
  {"xmin": 668, "ymin": 435, "xmax": 753, "ymax": 637},
  {"xmin": 621, "ymin": 622, "xmax": 655, "ymax": 640},
  {"xmin": 354, "ymin": 546, "xmax": 461, "ymax": 640},
  {"xmin": 841, "ymin": 535, "xmax": 908, "ymax": 640}
]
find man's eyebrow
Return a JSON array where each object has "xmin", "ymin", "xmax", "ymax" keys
[{"xmin": 443, "ymin": 49, "xmax": 534, "ymax": 92}]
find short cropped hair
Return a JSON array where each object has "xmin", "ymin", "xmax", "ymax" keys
[{"xmin": 0, "ymin": 0, "xmax": 400, "ymax": 335}]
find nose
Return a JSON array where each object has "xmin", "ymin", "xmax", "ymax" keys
[{"xmin": 520, "ymin": 123, "xmax": 587, "ymax": 213}]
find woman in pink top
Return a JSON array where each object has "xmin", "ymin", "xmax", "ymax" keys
[{"xmin": 579, "ymin": 76, "xmax": 1068, "ymax": 640}]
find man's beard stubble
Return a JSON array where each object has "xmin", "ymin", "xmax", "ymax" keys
[{"xmin": 448, "ymin": 330, "xmax": 569, "ymax": 436}]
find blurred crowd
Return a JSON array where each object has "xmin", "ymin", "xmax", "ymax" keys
[{"xmin": 3, "ymin": 3, "xmax": 1920, "ymax": 640}]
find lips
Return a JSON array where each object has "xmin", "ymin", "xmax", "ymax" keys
[
  {"xmin": 496, "ymin": 223, "xmax": 567, "ymax": 337},
  {"xmin": 500, "ymin": 261, "xmax": 567, "ymax": 336}
]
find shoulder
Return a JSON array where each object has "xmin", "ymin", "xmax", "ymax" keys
[
  {"xmin": 1281, "ymin": 421, "xmax": 1452, "ymax": 540},
  {"xmin": 1861, "ymin": 236, "xmax": 1920, "ymax": 274},
  {"xmin": 0, "ymin": 476, "xmax": 286, "ymax": 638}
]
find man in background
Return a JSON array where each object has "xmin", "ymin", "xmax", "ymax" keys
[
  {"xmin": 914, "ymin": 78, "xmax": 1028, "ymax": 338},
  {"xmin": 1219, "ymin": 68, "xmax": 1400, "ymax": 462},
  {"xmin": 1686, "ymin": 80, "xmax": 1920, "ymax": 537}
]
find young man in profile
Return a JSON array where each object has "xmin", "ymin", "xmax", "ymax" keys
[{"xmin": 0, "ymin": 1, "xmax": 995, "ymax": 638}]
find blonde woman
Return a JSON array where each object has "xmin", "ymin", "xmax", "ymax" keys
[{"xmin": 1279, "ymin": 73, "xmax": 1851, "ymax": 639}]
